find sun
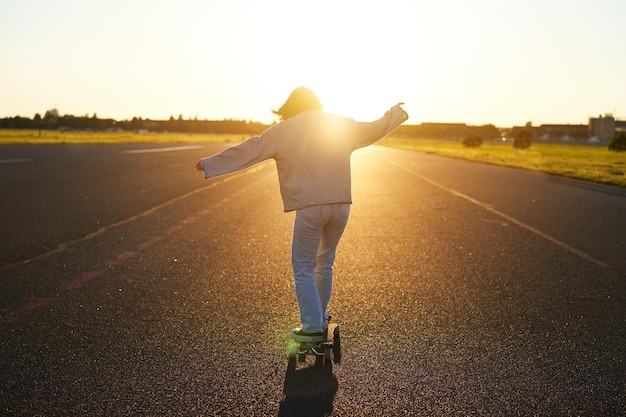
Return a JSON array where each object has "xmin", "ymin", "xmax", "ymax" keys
[
  {"xmin": 268, "ymin": 54, "xmax": 408, "ymax": 123},
  {"xmin": 261, "ymin": 3, "xmax": 412, "ymax": 123}
]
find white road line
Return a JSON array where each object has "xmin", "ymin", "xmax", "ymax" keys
[
  {"xmin": 0, "ymin": 158, "xmax": 32, "ymax": 164},
  {"xmin": 122, "ymin": 145, "xmax": 203, "ymax": 154},
  {"xmin": 0, "ymin": 297, "xmax": 55, "ymax": 324},
  {"xmin": 386, "ymin": 158, "xmax": 610, "ymax": 269},
  {"xmin": 1, "ymin": 163, "xmax": 270, "ymax": 270},
  {"xmin": 0, "ymin": 162, "xmax": 276, "ymax": 324}
]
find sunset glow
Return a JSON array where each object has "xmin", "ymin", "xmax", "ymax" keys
[{"xmin": 1, "ymin": 0, "xmax": 625, "ymax": 126}]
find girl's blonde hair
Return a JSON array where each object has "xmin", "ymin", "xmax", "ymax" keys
[{"xmin": 273, "ymin": 87, "xmax": 322, "ymax": 120}]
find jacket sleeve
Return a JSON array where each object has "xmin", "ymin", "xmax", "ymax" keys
[
  {"xmin": 200, "ymin": 129, "xmax": 277, "ymax": 179},
  {"xmin": 351, "ymin": 104, "xmax": 409, "ymax": 150}
]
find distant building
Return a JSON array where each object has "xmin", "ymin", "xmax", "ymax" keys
[
  {"xmin": 615, "ymin": 119, "xmax": 626, "ymax": 135},
  {"xmin": 535, "ymin": 124, "xmax": 589, "ymax": 142},
  {"xmin": 394, "ymin": 123, "xmax": 500, "ymax": 141},
  {"xmin": 589, "ymin": 115, "xmax": 616, "ymax": 142},
  {"xmin": 507, "ymin": 123, "xmax": 588, "ymax": 143}
]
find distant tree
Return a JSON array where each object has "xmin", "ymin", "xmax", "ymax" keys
[
  {"xmin": 513, "ymin": 129, "xmax": 533, "ymax": 149},
  {"xmin": 463, "ymin": 134, "xmax": 483, "ymax": 148},
  {"xmin": 129, "ymin": 116, "xmax": 143, "ymax": 130},
  {"xmin": 43, "ymin": 108, "xmax": 59, "ymax": 120},
  {"xmin": 33, "ymin": 113, "xmax": 42, "ymax": 129},
  {"xmin": 43, "ymin": 108, "xmax": 59, "ymax": 129},
  {"xmin": 608, "ymin": 133, "xmax": 626, "ymax": 152}
]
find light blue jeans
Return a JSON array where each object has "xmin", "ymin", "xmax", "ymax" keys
[{"xmin": 291, "ymin": 203, "xmax": 350, "ymax": 333}]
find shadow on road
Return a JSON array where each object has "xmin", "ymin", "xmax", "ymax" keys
[{"xmin": 279, "ymin": 358, "xmax": 338, "ymax": 417}]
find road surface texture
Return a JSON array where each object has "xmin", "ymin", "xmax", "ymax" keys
[{"xmin": 1, "ymin": 143, "xmax": 624, "ymax": 416}]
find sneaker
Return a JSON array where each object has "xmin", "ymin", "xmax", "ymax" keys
[
  {"xmin": 320, "ymin": 313, "xmax": 332, "ymax": 332},
  {"xmin": 291, "ymin": 328, "xmax": 324, "ymax": 343}
]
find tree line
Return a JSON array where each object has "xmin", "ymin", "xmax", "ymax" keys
[
  {"xmin": 0, "ymin": 109, "xmax": 268, "ymax": 135},
  {"xmin": 1, "ymin": 109, "xmax": 502, "ymax": 141}
]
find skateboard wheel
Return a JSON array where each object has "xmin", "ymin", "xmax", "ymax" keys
[
  {"xmin": 288, "ymin": 345, "xmax": 296, "ymax": 359},
  {"xmin": 324, "ymin": 347, "xmax": 332, "ymax": 361},
  {"xmin": 333, "ymin": 330, "xmax": 341, "ymax": 363},
  {"xmin": 315, "ymin": 355, "xmax": 324, "ymax": 367}
]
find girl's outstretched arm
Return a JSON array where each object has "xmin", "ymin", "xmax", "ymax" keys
[
  {"xmin": 196, "ymin": 129, "xmax": 277, "ymax": 179},
  {"xmin": 351, "ymin": 103, "xmax": 408, "ymax": 149}
]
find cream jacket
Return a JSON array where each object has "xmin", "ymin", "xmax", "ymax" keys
[{"xmin": 200, "ymin": 104, "xmax": 408, "ymax": 212}]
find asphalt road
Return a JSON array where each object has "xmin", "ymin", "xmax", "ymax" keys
[{"xmin": 1, "ymin": 143, "xmax": 624, "ymax": 416}]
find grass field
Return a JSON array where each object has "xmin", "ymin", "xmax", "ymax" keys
[
  {"xmin": 1, "ymin": 129, "xmax": 625, "ymax": 189},
  {"xmin": 380, "ymin": 137, "xmax": 626, "ymax": 189},
  {"xmin": 0, "ymin": 129, "xmax": 246, "ymax": 145}
]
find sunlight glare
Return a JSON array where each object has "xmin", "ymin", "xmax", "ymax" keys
[{"xmin": 262, "ymin": 1, "xmax": 416, "ymax": 122}]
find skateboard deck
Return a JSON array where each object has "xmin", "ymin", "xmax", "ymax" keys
[{"xmin": 288, "ymin": 323, "xmax": 341, "ymax": 363}]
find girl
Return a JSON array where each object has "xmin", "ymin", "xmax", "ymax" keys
[{"xmin": 196, "ymin": 87, "xmax": 408, "ymax": 342}]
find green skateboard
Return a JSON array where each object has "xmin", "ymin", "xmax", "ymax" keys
[{"xmin": 288, "ymin": 323, "xmax": 341, "ymax": 364}]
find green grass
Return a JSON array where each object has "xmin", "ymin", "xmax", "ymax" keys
[
  {"xmin": 0, "ymin": 129, "xmax": 246, "ymax": 145},
  {"xmin": 381, "ymin": 137, "xmax": 626, "ymax": 189},
  {"xmin": 2, "ymin": 130, "xmax": 624, "ymax": 189}
]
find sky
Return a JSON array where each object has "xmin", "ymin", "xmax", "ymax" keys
[{"xmin": 1, "ymin": 0, "xmax": 626, "ymax": 127}]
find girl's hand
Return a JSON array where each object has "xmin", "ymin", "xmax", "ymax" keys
[{"xmin": 196, "ymin": 160, "xmax": 203, "ymax": 171}]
